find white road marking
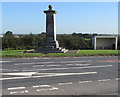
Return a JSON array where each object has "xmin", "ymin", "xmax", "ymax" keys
[
  {"xmin": 37, "ymin": 89, "xmax": 48, "ymax": 91},
  {"xmin": 62, "ymin": 60, "xmax": 91, "ymax": 63},
  {"xmin": 0, "ymin": 72, "xmax": 97, "ymax": 80},
  {"xmin": 0, "ymin": 69, "xmax": 8, "ymax": 71},
  {"xmin": 0, "ymin": 61, "xmax": 11, "ymax": 63},
  {"xmin": 33, "ymin": 65, "xmax": 44, "ymax": 67},
  {"xmin": 8, "ymin": 87, "xmax": 25, "ymax": 90},
  {"xmin": 98, "ymin": 79, "xmax": 111, "ymax": 82},
  {"xmin": 37, "ymin": 87, "xmax": 59, "ymax": 92},
  {"xmin": 78, "ymin": 81, "xmax": 92, "ymax": 83},
  {"xmin": 10, "ymin": 91, "xmax": 17, "ymax": 94},
  {"xmin": 46, "ymin": 65, "xmax": 61, "ymax": 67},
  {"xmin": 35, "ymin": 65, "xmax": 112, "ymax": 71},
  {"xmin": 33, "ymin": 85, "xmax": 51, "ymax": 88},
  {"xmin": 115, "ymin": 78, "xmax": 120, "ymax": 80},
  {"xmin": 49, "ymin": 87, "xmax": 59, "ymax": 90},
  {"xmin": 58, "ymin": 82, "xmax": 73, "ymax": 85},
  {"xmin": 21, "ymin": 90, "xmax": 28, "ymax": 94},
  {"xmin": 0, "ymin": 77, "xmax": 30, "ymax": 80},
  {"xmin": 2, "ymin": 72, "xmax": 36, "ymax": 76},
  {"xmin": 33, "ymin": 72, "xmax": 97, "ymax": 77},
  {"xmin": 14, "ymin": 62, "xmax": 55, "ymax": 65},
  {"xmin": 66, "ymin": 64, "xmax": 90, "ymax": 66}
]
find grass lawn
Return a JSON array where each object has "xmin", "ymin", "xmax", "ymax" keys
[{"xmin": 1, "ymin": 50, "xmax": 120, "ymax": 58}]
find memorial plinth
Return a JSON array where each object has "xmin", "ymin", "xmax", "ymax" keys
[{"xmin": 37, "ymin": 5, "xmax": 67, "ymax": 53}]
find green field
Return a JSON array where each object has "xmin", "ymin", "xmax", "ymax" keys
[{"xmin": 1, "ymin": 50, "xmax": 120, "ymax": 58}]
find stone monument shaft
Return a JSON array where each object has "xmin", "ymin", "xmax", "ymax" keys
[
  {"xmin": 37, "ymin": 5, "xmax": 67, "ymax": 53},
  {"xmin": 44, "ymin": 5, "xmax": 59, "ymax": 48}
]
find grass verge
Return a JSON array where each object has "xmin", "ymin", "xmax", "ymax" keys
[{"xmin": 1, "ymin": 50, "xmax": 120, "ymax": 58}]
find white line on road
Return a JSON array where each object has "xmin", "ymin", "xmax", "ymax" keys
[
  {"xmin": 2, "ymin": 72, "xmax": 36, "ymax": 76},
  {"xmin": 14, "ymin": 62, "xmax": 55, "ymax": 65},
  {"xmin": 58, "ymin": 82, "xmax": 73, "ymax": 85},
  {"xmin": 98, "ymin": 79, "xmax": 111, "ymax": 82},
  {"xmin": 33, "ymin": 85, "xmax": 51, "ymax": 88},
  {"xmin": 10, "ymin": 91, "xmax": 18, "ymax": 94},
  {"xmin": 46, "ymin": 65, "xmax": 61, "ymax": 67},
  {"xmin": 37, "ymin": 87, "xmax": 59, "ymax": 92},
  {"xmin": 0, "ymin": 72, "xmax": 97, "ymax": 80},
  {"xmin": 62, "ymin": 60, "xmax": 92, "ymax": 63},
  {"xmin": 49, "ymin": 87, "xmax": 59, "ymax": 90},
  {"xmin": 35, "ymin": 65, "xmax": 112, "ymax": 71},
  {"xmin": 78, "ymin": 81, "xmax": 92, "ymax": 83},
  {"xmin": 0, "ymin": 61, "xmax": 11, "ymax": 63},
  {"xmin": 33, "ymin": 65, "xmax": 44, "ymax": 67},
  {"xmin": 20, "ymin": 90, "xmax": 28, "ymax": 94},
  {"xmin": 8, "ymin": 87, "xmax": 26, "ymax": 90},
  {"xmin": 33, "ymin": 72, "xmax": 97, "ymax": 77},
  {"xmin": 66, "ymin": 64, "xmax": 90, "ymax": 66},
  {"xmin": 115, "ymin": 78, "xmax": 120, "ymax": 80}
]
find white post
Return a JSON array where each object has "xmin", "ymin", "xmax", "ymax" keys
[
  {"xmin": 94, "ymin": 37, "xmax": 96, "ymax": 50},
  {"xmin": 115, "ymin": 36, "xmax": 118, "ymax": 50}
]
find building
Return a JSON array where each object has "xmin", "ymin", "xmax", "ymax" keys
[{"xmin": 92, "ymin": 36, "xmax": 118, "ymax": 50}]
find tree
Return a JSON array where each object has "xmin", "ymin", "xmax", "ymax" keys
[
  {"xmin": 2, "ymin": 31, "xmax": 18, "ymax": 50},
  {"xmin": 4, "ymin": 31, "xmax": 14, "ymax": 36}
]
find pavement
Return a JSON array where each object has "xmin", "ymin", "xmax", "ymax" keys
[{"xmin": 1, "ymin": 56, "xmax": 119, "ymax": 96}]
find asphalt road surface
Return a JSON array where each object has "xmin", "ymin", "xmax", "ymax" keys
[{"xmin": 1, "ymin": 56, "xmax": 119, "ymax": 95}]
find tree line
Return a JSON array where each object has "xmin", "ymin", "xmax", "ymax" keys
[{"xmin": 1, "ymin": 31, "xmax": 120, "ymax": 50}]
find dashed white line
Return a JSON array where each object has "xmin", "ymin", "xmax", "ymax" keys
[
  {"xmin": 33, "ymin": 65, "xmax": 44, "ymax": 67},
  {"xmin": 10, "ymin": 91, "xmax": 17, "ymax": 94},
  {"xmin": 20, "ymin": 90, "xmax": 28, "ymax": 94},
  {"xmin": 8, "ymin": 87, "xmax": 26, "ymax": 90},
  {"xmin": 58, "ymin": 82, "xmax": 73, "ymax": 85},
  {"xmin": 33, "ymin": 85, "xmax": 51, "ymax": 88},
  {"xmin": 66, "ymin": 64, "xmax": 90, "ymax": 66},
  {"xmin": 115, "ymin": 78, "xmax": 120, "ymax": 80},
  {"xmin": 78, "ymin": 81, "xmax": 92, "ymax": 84},
  {"xmin": 37, "ymin": 87, "xmax": 59, "ymax": 92},
  {"xmin": 98, "ymin": 79, "xmax": 111, "ymax": 82},
  {"xmin": 46, "ymin": 65, "xmax": 61, "ymax": 67},
  {"xmin": 0, "ymin": 61, "xmax": 11, "ymax": 63},
  {"xmin": 49, "ymin": 87, "xmax": 59, "ymax": 90},
  {"xmin": 62, "ymin": 60, "xmax": 91, "ymax": 63}
]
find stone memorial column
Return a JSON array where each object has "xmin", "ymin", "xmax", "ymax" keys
[{"xmin": 44, "ymin": 5, "xmax": 59, "ymax": 48}]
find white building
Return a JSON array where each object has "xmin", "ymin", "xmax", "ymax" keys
[{"xmin": 92, "ymin": 36, "xmax": 118, "ymax": 50}]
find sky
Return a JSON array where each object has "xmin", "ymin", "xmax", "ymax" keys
[{"xmin": 2, "ymin": 2, "xmax": 118, "ymax": 34}]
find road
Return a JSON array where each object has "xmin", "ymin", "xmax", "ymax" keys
[{"xmin": 1, "ymin": 56, "xmax": 119, "ymax": 95}]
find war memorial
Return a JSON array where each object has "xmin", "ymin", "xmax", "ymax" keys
[{"xmin": 36, "ymin": 5, "xmax": 68, "ymax": 53}]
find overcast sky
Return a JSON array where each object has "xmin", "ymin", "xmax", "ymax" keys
[{"xmin": 2, "ymin": 2, "xmax": 118, "ymax": 34}]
